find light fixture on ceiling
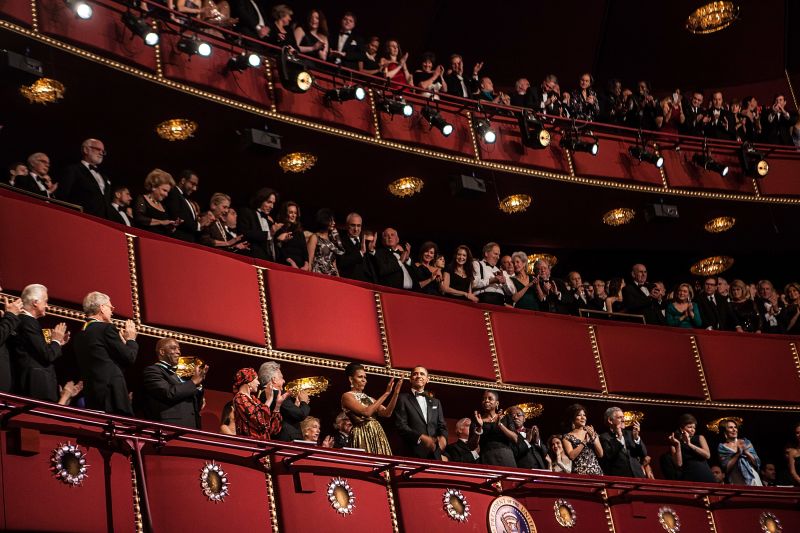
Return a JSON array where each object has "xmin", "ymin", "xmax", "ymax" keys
[
  {"xmin": 686, "ymin": 1, "xmax": 739, "ymax": 35},
  {"xmin": 178, "ymin": 35, "xmax": 212, "ymax": 57},
  {"xmin": 602, "ymin": 208, "xmax": 636, "ymax": 226},
  {"xmin": 19, "ymin": 78, "xmax": 66, "ymax": 105},
  {"xmin": 421, "ymin": 106, "xmax": 453, "ymax": 137},
  {"xmin": 122, "ymin": 12, "xmax": 159, "ymax": 46},
  {"xmin": 526, "ymin": 253, "xmax": 558, "ymax": 274},
  {"xmin": 690, "ymin": 255, "xmax": 734, "ymax": 276},
  {"xmin": 227, "ymin": 51, "xmax": 261, "ymax": 71},
  {"xmin": 498, "ymin": 194, "xmax": 531, "ymax": 214},
  {"xmin": 388, "ymin": 177, "xmax": 424, "ymax": 198},
  {"xmin": 518, "ymin": 110, "xmax": 550, "ymax": 149},
  {"xmin": 65, "ymin": 0, "xmax": 92, "ymax": 19},
  {"xmin": 278, "ymin": 152, "xmax": 317, "ymax": 173},
  {"xmin": 278, "ymin": 46, "xmax": 313, "ymax": 93},
  {"xmin": 740, "ymin": 142, "xmax": 769, "ymax": 178},
  {"xmin": 325, "ymin": 85, "xmax": 366, "ymax": 102},
  {"xmin": 704, "ymin": 216, "xmax": 736, "ymax": 233},
  {"xmin": 377, "ymin": 97, "xmax": 413, "ymax": 117},
  {"xmin": 473, "ymin": 117, "xmax": 496, "ymax": 144},
  {"xmin": 156, "ymin": 119, "xmax": 197, "ymax": 141}
]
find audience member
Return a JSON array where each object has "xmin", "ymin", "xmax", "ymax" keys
[
  {"xmin": 58, "ymin": 139, "xmax": 112, "ymax": 217},
  {"xmin": 531, "ymin": 259, "xmax": 573, "ymax": 314},
  {"xmin": 755, "ymin": 280, "xmax": 783, "ymax": 334},
  {"xmin": 760, "ymin": 462, "xmax": 777, "ymax": 487},
  {"xmin": 781, "ymin": 422, "xmax": 800, "ymax": 486},
  {"xmin": 165, "ymin": 170, "xmax": 201, "ymax": 243},
  {"xmin": 340, "ymin": 362, "xmax": 401, "ymax": 455},
  {"xmin": 413, "ymin": 52, "xmax": 447, "ymax": 99},
  {"xmin": 566, "ymin": 271, "xmax": 589, "ymax": 313},
  {"xmin": 265, "ymin": 4, "xmax": 292, "ymax": 47},
  {"xmin": 510, "ymin": 78, "xmax": 534, "ymax": 108},
  {"xmin": 7, "ymin": 161, "xmax": 28, "ymax": 187},
  {"xmin": 358, "ymin": 36, "xmax": 381, "ymax": 75},
  {"xmin": 0, "ymin": 290, "xmax": 23, "ymax": 393},
  {"xmin": 472, "ymin": 390, "xmax": 517, "ymax": 467},
  {"xmin": 717, "ymin": 418, "xmax": 762, "ymax": 486},
  {"xmin": 622, "ymin": 264, "xmax": 651, "ymax": 316},
  {"xmin": 294, "ymin": 9, "xmax": 329, "ymax": 61},
  {"xmin": 571, "ymin": 73, "xmax": 600, "ymax": 121},
  {"xmin": 668, "ymin": 413, "xmax": 715, "ymax": 482},
  {"xmin": 642, "ymin": 281, "xmax": 667, "ymax": 325},
  {"xmin": 233, "ymin": 367, "xmax": 288, "ymax": 440},
  {"xmin": 231, "ymin": 0, "xmax": 269, "ymax": 42},
  {"xmin": 704, "ymin": 91, "xmax": 736, "ymax": 140},
  {"xmin": 656, "ymin": 92, "xmax": 682, "ymax": 133},
  {"xmin": 588, "ymin": 279, "xmax": 608, "ymax": 311},
  {"xmin": 443, "ymin": 417, "xmax": 479, "ymax": 464},
  {"xmin": 134, "ymin": 169, "xmax": 180, "ymax": 236},
  {"xmin": 532, "ymin": 74, "xmax": 561, "ymax": 116},
  {"xmin": 716, "ymin": 277, "xmax": 731, "ymax": 300},
  {"xmin": 441, "ymin": 245, "xmax": 478, "ymax": 302},
  {"xmin": 761, "ymin": 94, "xmax": 796, "ymax": 145},
  {"xmin": 739, "ymin": 96, "xmax": 762, "ymax": 143},
  {"xmin": 258, "ymin": 361, "xmax": 309, "ymax": 442},
  {"xmin": 329, "ymin": 12, "xmax": 363, "ymax": 71},
  {"xmin": 444, "ymin": 54, "xmax": 480, "ymax": 99},
  {"xmin": 16, "ymin": 152, "xmax": 53, "ymax": 198},
  {"xmin": 202, "ymin": 192, "xmax": 248, "ymax": 253},
  {"xmin": 393, "ymin": 366, "xmax": 448, "ymax": 459},
  {"xmin": 220, "ymin": 401, "xmax": 236, "ymax": 435},
  {"xmin": 330, "ymin": 410, "xmax": 352, "ymax": 448},
  {"xmin": 547, "ymin": 434, "xmax": 572, "ymax": 473},
  {"xmin": 74, "ymin": 291, "xmax": 137, "ymax": 415},
  {"xmin": 710, "ymin": 464, "xmax": 725, "ymax": 484},
  {"xmin": 562, "ymin": 403, "xmax": 603, "ymax": 475},
  {"xmin": 338, "ymin": 212, "xmax": 377, "ymax": 282},
  {"xmin": 729, "ymin": 279, "xmax": 762, "ymax": 332},
  {"xmin": 374, "ymin": 227, "xmax": 416, "ymax": 290},
  {"xmin": 682, "ymin": 91, "xmax": 706, "ymax": 136},
  {"xmin": 57, "ymin": 380, "xmax": 84, "ymax": 406},
  {"xmin": 274, "ymin": 201, "xmax": 309, "ymax": 269},
  {"xmin": 472, "ymin": 242, "xmax": 514, "ymax": 306},
  {"xmin": 780, "ymin": 282, "xmax": 800, "ymax": 334},
  {"xmin": 238, "ymin": 187, "xmax": 278, "ymax": 263},
  {"xmin": 696, "ymin": 276, "xmax": 742, "ymax": 332},
  {"xmin": 599, "ymin": 407, "xmax": 647, "ymax": 478},
  {"xmin": 666, "ymin": 283, "xmax": 702, "ymax": 328},
  {"xmin": 507, "ymin": 406, "xmax": 548, "ymax": 469},
  {"xmin": 300, "ymin": 416, "xmax": 333, "ymax": 447},
  {"xmin": 510, "ymin": 251, "xmax": 539, "ymax": 311},
  {"xmin": 108, "ymin": 184, "xmax": 133, "ymax": 227},
  {"xmin": 307, "ymin": 208, "xmax": 345, "ymax": 276},
  {"xmin": 476, "ymin": 77, "xmax": 510, "ymax": 105},
  {"xmin": 414, "ymin": 241, "xmax": 442, "ymax": 295},
  {"xmin": 380, "ymin": 39, "xmax": 411, "ymax": 88}
]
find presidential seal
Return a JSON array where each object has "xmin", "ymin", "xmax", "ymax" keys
[
  {"xmin": 50, "ymin": 442, "xmax": 89, "ymax": 486},
  {"xmin": 488, "ymin": 495, "xmax": 537, "ymax": 533},
  {"xmin": 443, "ymin": 488, "xmax": 470, "ymax": 522},
  {"xmin": 200, "ymin": 461, "xmax": 230, "ymax": 502},
  {"xmin": 327, "ymin": 477, "xmax": 356, "ymax": 515},
  {"xmin": 658, "ymin": 506, "xmax": 680, "ymax": 533},
  {"xmin": 760, "ymin": 512, "xmax": 782, "ymax": 533},
  {"xmin": 553, "ymin": 499, "xmax": 576, "ymax": 528}
]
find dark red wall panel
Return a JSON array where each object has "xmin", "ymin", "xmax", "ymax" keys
[
  {"xmin": 697, "ymin": 332, "xmax": 799, "ymax": 402},
  {"xmin": 662, "ymin": 148, "xmax": 755, "ymax": 194},
  {"xmin": 492, "ymin": 311, "xmax": 602, "ymax": 391},
  {"xmin": 137, "ymin": 236, "xmax": 265, "ymax": 344},
  {"xmin": 381, "ymin": 293, "xmax": 495, "ymax": 379},
  {"xmin": 517, "ymin": 492, "xmax": 612, "ymax": 533},
  {"xmin": 0, "ymin": 0, "xmax": 34, "ymax": 25},
  {"xmin": 594, "ymin": 323, "xmax": 705, "ymax": 398},
  {"xmin": 0, "ymin": 192, "xmax": 134, "ymax": 318},
  {"xmin": 713, "ymin": 505, "xmax": 800, "ymax": 533},
  {"xmin": 757, "ymin": 153, "xmax": 800, "ymax": 196},
  {"xmin": 37, "ymin": 0, "xmax": 158, "ymax": 72},
  {"xmin": 379, "ymin": 97, "xmax": 476, "ymax": 157},
  {"xmin": 608, "ymin": 496, "xmax": 710, "ymax": 533},
  {"xmin": 572, "ymin": 136, "xmax": 664, "ymax": 186},
  {"xmin": 267, "ymin": 269, "xmax": 384, "ymax": 364},
  {"xmin": 479, "ymin": 123, "xmax": 570, "ymax": 174}
]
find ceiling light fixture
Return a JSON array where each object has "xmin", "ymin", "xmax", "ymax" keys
[
  {"xmin": 388, "ymin": 177, "xmax": 424, "ymax": 198},
  {"xmin": 498, "ymin": 194, "xmax": 531, "ymax": 214},
  {"xmin": 602, "ymin": 208, "xmax": 636, "ymax": 226},
  {"xmin": 704, "ymin": 216, "xmax": 736, "ymax": 233},
  {"xmin": 278, "ymin": 152, "xmax": 317, "ymax": 173},
  {"xmin": 690, "ymin": 255, "xmax": 734, "ymax": 276},
  {"xmin": 19, "ymin": 78, "xmax": 66, "ymax": 105},
  {"xmin": 156, "ymin": 119, "xmax": 197, "ymax": 141},
  {"xmin": 686, "ymin": 1, "xmax": 739, "ymax": 34}
]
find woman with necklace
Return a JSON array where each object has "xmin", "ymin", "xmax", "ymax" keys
[
  {"xmin": 666, "ymin": 283, "xmax": 702, "ymax": 328},
  {"xmin": 133, "ymin": 169, "xmax": 180, "ymax": 236},
  {"xmin": 473, "ymin": 390, "xmax": 518, "ymax": 467},
  {"xmin": 441, "ymin": 245, "xmax": 478, "ymax": 302},
  {"xmin": 340, "ymin": 362, "xmax": 402, "ymax": 455},
  {"xmin": 717, "ymin": 418, "xmax": 762, "ymax": 485},
  {"xmin": 510, "ymin": 251, "xmax": 539, "ymax": 311},
  {"xmin": 562, "ymin": 403, "xmax": 603, "ymax": 475}
]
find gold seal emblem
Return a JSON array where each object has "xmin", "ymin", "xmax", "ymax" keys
[
  {"xmin": 553, "ymin": 499, "xmax": 576, "ymax": 527},
  {"xmin": 488, "ymin": 495, "xmax": 537, "ymax": 533},
  {"xmin": 760, "ymin": 512, "xmax": 782, "ymax": 533},
  {"xmin": 658, "ymin": 506, "xmax": 680, "ymax": 533}
]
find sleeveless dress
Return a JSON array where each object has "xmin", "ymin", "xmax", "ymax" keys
[
  {"xmin": 512, "ymin": 276, "xmax": 540, "ymax": 311},
  {"xmin": 311, "ymin": 233, "xmax": 344, "ymax": 276},
  {"xmin": 385, "ymin": 62, "xmax": 407, "ymax": 90},
  {"xmin": 445, "ymin": 271, "xmax": 472, "ymax": 301},
  {"xmin": 478, "ymin": 417, "xmax": 516, "ymax": 467},
  {"xmin": 679, "ymin": 435, "xmax": 715, "ymax": 482},
  {"xmin": 343, "ymin": 391, "xmax": 392, "ymax": 456},
  {"xmin": 564, "ymin": 433, "xmax": 603, "ymax": 475}
]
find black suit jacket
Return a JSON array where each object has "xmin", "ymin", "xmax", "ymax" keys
[
  {"xmin": 642, "ymin": 298, "xmax": 667, "ymax": 326},
  {"xmin": 704, "ymin": 108, "xmax": 736, "ymax": 140},
  {"xmin": 332, "ymin": 31, "xmax": 364, "ymax": 71},
  {"xmin": 9, "ymin": 314, "xmax": 61, "ymax": 401},
  {"xmin": 622, "ymin": 282, "xmax": 651, "ymax": 316},
  {"xmin": 0, "ymin": 312, "xmax": 20, "ymax": 392},
  {"xmin": 107, "ymin": 204, "xmax": 133, "ymax": 227},
  {"xmin": 444, "ymin": 439, "xmax": 478, "ymax": 464},
  {"xmin": 74, "ymin": 321, "xmax": 137, "ymax": 415},
  {"xmin": 237, "ymin": 207, "xmax": 275, "ymax": 262},
  {"xmin": 696, "ymin": 294, "xmax": 740, "ymax": 331},
  {"xmin": 165, "ymin": 187, "xmax": 199, "ymax": 243},
  {"xmin": 531, "ymin": 86, "xmax": 561, "ymax": 116},
  {"xmin": 444, "ymin": 73, "xmax": 478, "ymax": 99},
  {"xmin": 338, "ymin": 235, "xmax": 376, "ymax": 283},
  {"xmin": 599, "ymin": 430, "xmax": 647, "ymax": 478},
  {"xmin": 275, "ymin": 398, "xmax": 311, "ymax": 442},
  {"xmin": 681, "ymin": 104, "xmax": 706, "ymax": 136},
  {"xmin": 14, "ymin": 173, "xmax": 51, "ymax": 198},
  {"xmin": 510, "ymin": 432, "xmax": 549, "ymax": 469},
  {"xmin": 332, "ymin": 431, "xmax": 350, "ymax": 449},
  {"xmin": 140, "ymin": 363, "xmax": 203, "ymax": 429},
  {"xmin": 537, "ymin": 279, "xmax": 575, "ymax": 315},
  {"xmin": 394, "ymin": 391, "xmax": 448, "ymax": 459},
  {"xmin": 374, "ymin": 248, "xmax": 418, "ymax": 290},
  {"xmin": 231, "ymin": 0, "xmax": 268, "ymax": 40},
  {"xmin": 58, "ymin": 163, "xmax": 111, "ymax": 218}
]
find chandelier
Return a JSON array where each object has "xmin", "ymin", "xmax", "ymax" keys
[
  {"xmin": 602, "ymin": 208, "xmax": 635, "ymax": 226},
  {"xmin": 388, "ymin": 177, "xmax": 424, "ymax": 198},
  {"xmin": 278, "ymin": 152, "xmax": 317, "ymax": 173},
  {"xmin": 686, "ymin": 2, "xmax": 739, "ymax": 34},
  {"xmin": 526, "ymin": 253, "xmax": 558, "ymax": 274},
  {"xmin": 704, "ymin": 216, "xmax": 736, "ymax": 233},
  {"xmin": 690, "ymin": 255, "xmax": 734, "ymax": 276},
  {"xmin": 19, "ymin": 78, "xmax": 66, "ymax": 104},
  {"xmin": 156, "ymin": 119, "xmax": 197, "ymax": 141},
  {"xmin": 498, "ymin": 194, "xmax": 531, "ymax": 214}
]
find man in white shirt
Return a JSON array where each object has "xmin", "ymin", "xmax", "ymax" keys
[
  {"xmin": 58, "ymin": 139, "xmax": 113, "ymax": 218},
  {"xmin": 443, "ymin": 418, "xmax": 479, "ymax": 464},
  {"xmin": 109, "ymin": 185, "xmax": 133, "ymax": 227},
  {"xmin": 374, "ymin": 227, "xmax": 417, "ymax": 290},
  {"xmin": 472, "ymin": 242, "xmax": 514, "ymax": 305}
]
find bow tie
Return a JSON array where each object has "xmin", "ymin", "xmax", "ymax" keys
[
  {"xmin": 413, "ymin": 391, "xmax": 426, "ymax": 398},
  {"xmin": 392, "ymin": 249, "xmax": 402, "ymax": 256},
  {"xmin": 89, "ymin": 164, "xmax": 98, "ymax": 171},
  {"xmin": 257, "ymin": 210, "xmax": 268, "ymax": 219},
  {"xmin": 340, "ymin": 31, "xmax": 350, "ymax": 36}
]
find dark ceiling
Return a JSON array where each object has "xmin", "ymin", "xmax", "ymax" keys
[{"xmin": 1, "ymin": 10, "xmax": 799, "ymax": 290}]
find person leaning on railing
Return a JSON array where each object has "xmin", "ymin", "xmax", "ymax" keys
[
  {"xmin": 300, "ymin": 416, "xmax": 333, "ymax": 447},
  {"xmin": 294, "ymin": 9, "xmax": 329, "ymax": 61}
]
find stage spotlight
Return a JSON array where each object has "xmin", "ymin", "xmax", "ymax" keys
[
  {"xmin": 278, "ymin": 46, "xmax": 312, "ymax": 93},
  {"xmin": 474, "ymin": 118, "xmax": 496, "ymax": 144},
  {"xmin": 227, "ymin": 52, "xmax": 261, "ymax": 71},
  {"xmin": 692, "ymin": 154, "xmax": 729, "ymax": 177},
  {"xmin": 377, "ymin": 98, "xmax": 413, "ymax": 117},
  {"xmin": 629, "ymin": 146, "xmax": 664, "ymax": 168},
  {"xmin": 325, "ymin": 86, "xmax": 366, "ymax": 102},
  {"xmin": 421, "ymin": 106, "xmax": 453, "ymax": 137},
  {"xmin": 65, "ymin": 0, "xmax": 92, "ymax": 19},
  {"xmin": 740, "ymin": 142, "xmax": 769, "ymax": 177},
  {"xmin": 561, "ymin": 136, "xmax": 599, "ymax": 155},
  {"xmin": 518, "ymin": 111, "xmax": 551, "ymax": 149},
  {"xmin": 178, "ymin": 36, "xmax": 212, "ymax": 57},
  {"xmin": 122, "ymin": 12, "xmax": 159, "ymax": 46}
]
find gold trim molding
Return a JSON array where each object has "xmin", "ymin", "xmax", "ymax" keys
[
  {"xmin": 382, "ymin": 471, "xmax": 400, "ymax": 533},
  {"xmin": 263, "ymin": 456, "xmax": 280, "ymax": 533},
  {"xmin": 587, "ymin": 325, "xmax": 609, "ymax": 394},
  {"xmin": 690, "ymin": 336, "xmax": 713, "ymax": 402},
  {"xmin": 373, "ymin": 292, "xmax": 392, "ymax": 368},
  {"xmin": 600, "ymin": 488, "xmax": 617, "ymax": 533},
  {"xmin": 484, "ymin": 311, "xmax": 502, "ymax": 383},
  {"xmin": 257, "ymin": 267, "xmax": 273, "ymax": 350},
  {"xmin": 125, "ymin": 234, "xmax": 141, "ymax": 325},
  {"xmin": 129, "ymin": 457, "xmax": 144, "ymax": 533}
]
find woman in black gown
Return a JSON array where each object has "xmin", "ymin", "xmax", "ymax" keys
[
  {"xmin": 414, "ymin": 241, "xmax": 442, "ymax": 296},
  {"xmin": 133, "ymin": 169, "xmax": 179, "ymax": 236},
  {"xmin": 668, "ymin": 413, "xmax": 715, "ymax": 483},
  {"xmin": 274, "ymin": 201, "xmax": 309, "ymax": 270},
  {"xmin": 293, "ymin": 9, "xmax": 328, "ymax": 60},
  {"xmin": 441, "ymin": 245, "xmax": 478, "ymax": 302},
  {"xmin": 473, "ymin": 390, "xmax": 518, "ymax": 467}
]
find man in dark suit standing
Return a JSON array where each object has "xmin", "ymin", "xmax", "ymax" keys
[
  {"xmin": 373, "ymin": 227, "xmax": 418, "ymax": 290},
  {"xmin": 0, "ymin": 291, "xmax": 23, "ymax": 393},
  {"xmin": 599, "ymin": 407, "xmax": 647, "ymax": 478},
  {"xmin": 231, "ymin": 0, "xmax": 269, "ymax": 43},
  {"xmin": 107, "ymin": 185, "xmax": 134, "ymax": 227},
  {"xmin": 338, "ymin": 212, "xmax": 376, "ymax": 283},
  {"xmin": 9, "ymin": 284, "xmax": 69, "ymax": 402},
  {"xmin": 328, "ymin": 12, "xmax": 363, "ymax": 71},
  {"xmin": 696, "ymin": 276, "xmax": 742, "ymax": 332},
  {"xmin": 238, "ymin": 188, "xmax": 278, "ymax": 263},
  {"xmin": 15, "ymin": 152, "xmax": 54, "ymax": 198},
  {"xmin": 622, "ymin": 263, "xmax": 652, "ymax": 317},
  {"xmin": 165, "ymin": 170, "xmax": 201, "ymax": 243},
  {"xmin": 141, "ymin": 338, "xmax": 207, "ymax": 429},
  {"xmin": 394, "ymin": 366, "xmax": 448, "ymax": 459},
  {"xmin": 443, "ymin": 418, "xmax": 479, "ymax": 464},
  {"xmin": 681, "ymin": 92, "xmax": 706, "ymax": 136},
  {"xmin": 74, "ymin": 291, "xmax": 138, "ymax": 415},
  {"xmin": 531, "ymin": 259, "xmax": 574, "ymax": 314},
  {"xmin": 444, "ymin": 54, "xmax": 481, "ymax": 98},
  {"xmin": 58, "ymin": 139, "xmax": 112, "ymax": 218},
  {"xmin": 330, "ymin": 411, "xmax": 353, "ymax": 448}
]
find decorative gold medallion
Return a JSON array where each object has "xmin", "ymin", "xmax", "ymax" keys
[
  {"xmin": 285, "ymin": 376, "xmax": 330, "ymax": 397},
  {"xmin": 50, "ymin": 442, "xmax": 89, "ymax": 486},
  {"xmin": 760, "ymin": 512, "xmax": 782, "ymax": 533},
  {"xmin": 658, "ymin": 506, "xmax": 680, "ymax": 533},
  {"xmin": 327, "ymin": 477, "xmax": 355, "ymax": 515},
  {"xmin": 443, "ymin": 488, "xmax": 470, "ymax": 522},
  {"xmin": 488, "ymin": 496, "xmax": 537, "ymax": 533},
  {"xmin": 553, "ymin": 499, "xmax": 576, "ymax": 528},
  {"xmin": 200, "ymin": 462, "xmax": 229, "ymax": 502},
  {"xmin": 706, "ymin": 416, "xmax": 744, "ymax": 433},
  {"xmin": 42, "ymin": 328, "xmax": 52, "ymax": 344},
  {"xmin": 623, "ymin": 411, "xmax": 645, "ymax": 428}
]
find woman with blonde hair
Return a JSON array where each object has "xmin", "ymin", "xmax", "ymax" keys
[
  {"xmin": 134, "ymin": 169, "xmax": 179, "ymax": 236},
  {"xmin": 665, "ymin": 283, "xmax": 702, "ymax": 328}
]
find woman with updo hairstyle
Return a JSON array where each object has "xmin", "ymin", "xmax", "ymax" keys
[
  {"xmin": 510, "ymin": 251, "xmax": 539, "ymax": 311},
  {"xmin": 604, "ymin": 277, "xmax": 626, "ymax": 314},
  {"xmin": 667, "ymin": 413, "xmax": 715, "ymax": 482},
  {"xmin": 300, "ymin": 416, "xmax": 334, "ymax": 447},
  {"xmin": 473, "ymin": 390, "xmax": 518, "ymax": 467},
  {"xmin": 561, "ymin": 403, "xmax": 603, "ymax": 475},
  {"xmin": 340, "ymin": 362, "xmax": 402, "ymax": 456},
  {"xmin": 134, "ymin": 169, "xmax": 179, "ymax": 236}
]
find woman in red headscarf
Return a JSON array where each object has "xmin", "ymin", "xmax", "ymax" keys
[{"xmin": 233, "ymin": 367, "xmax": 290, "ymax": 440}]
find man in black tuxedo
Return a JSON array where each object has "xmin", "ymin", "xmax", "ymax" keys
[
  {"xmin": 231, "ymin": 0, "xmax": 269, "ymax": 43},
  {"xmin": 599, "ymin": 407, "xmax": 648, "ymax": 478},
  {"xmin": 0, "ymin": 290, "xmax": 23, "ymax": 393},
  {"xmin": 566, "ymin": 271, "xmax": 590, "ymax": 315},
  {"xmin": 9, "ymin": 284, "xmax": 69, "ymax": 401},
  {"xmin": 330, "ymin": 411, "xmax": 353, "ymax": 448},
  {"xmin": 531, "ymin": 74, "xmax": 562, "ymax": 116},
  {"xmin": 15, "ymin": 152, "xmax": 54, "ymax": 198},
  {"xmin": 394, "ymin": 366, "xmax": 448, "ymax": 459},
  {"xmin": 329, "ymin": 12, "xmax": 363, "ymax": 71},
  {"xmin": 444, "ymin": 54, "xmax": 480, "ymax": 98},
  {"xmin": 140, "ymin": 338, "xmax": 207, "ymax": 429},
  {"xmin": 681, "ymin": 92, "xmax": 706, "ymax": 136},
  {"xmin": 58, "ymin": 139, "xmax": 112, "ymax": 218},
  {"xmin": 373, "ymin": 227, "xmax": 418, "ymax": 290},
  {"xmin": 443, "ymin": 418, "xmax": 479, "ymax": 464},
  {"xmin": 165, "ymin": 170, "xmax": 201, "ymax": 243},
  {"xmin": 238, "ymin": 188, "xmax": 278, "ymax": 262},
  {"xmin": 704, "ymin": 92, "xmax": 736, "ymax": 140},
  {"xmin": 510, "ymin": 78, "xmax": 536, "ymax": 109},
  {"xmin": 531, "ymin": 259, "xmax": 574, "ymax": 314},
  {"xmin": 696, "ymin": 277, "xmax": 742, "ymax": 332},
  {"xmin": 761, "ymin": 94, "xmax": 796, "ymax": 145},
  {"xmin": 108, "ymin": 185, "xmax": 134, "ymax": 227},
  {"xmin": 643, "ymin": 281, "xmax": 667, "ymax": 326},
  {"xmin": 507, "ymin": 406, "xmax": 549, "ymax": 469},
  {"xmin": 258, "ymin": 360, "xmax": 310, "ymax": 442},
  {"xmin": 74, "ymin": 291, "xmax": 138, "ymax": 415},
  {"xmin": 338, "ymin": 212, "xmax": 377, "ymax": 283},
  {"xmin": 622, "ymin": 263, "xmax": 652, "ymax": 317}
]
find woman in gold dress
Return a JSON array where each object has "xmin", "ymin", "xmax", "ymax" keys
[{"xmin": 340, "ymin": 362, "xmax": 402, "ymax": 455}]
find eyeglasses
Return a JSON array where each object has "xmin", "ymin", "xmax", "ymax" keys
[{"xmin": 705, "ymin": 282, "xmax": 717, "ymax": 287}]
